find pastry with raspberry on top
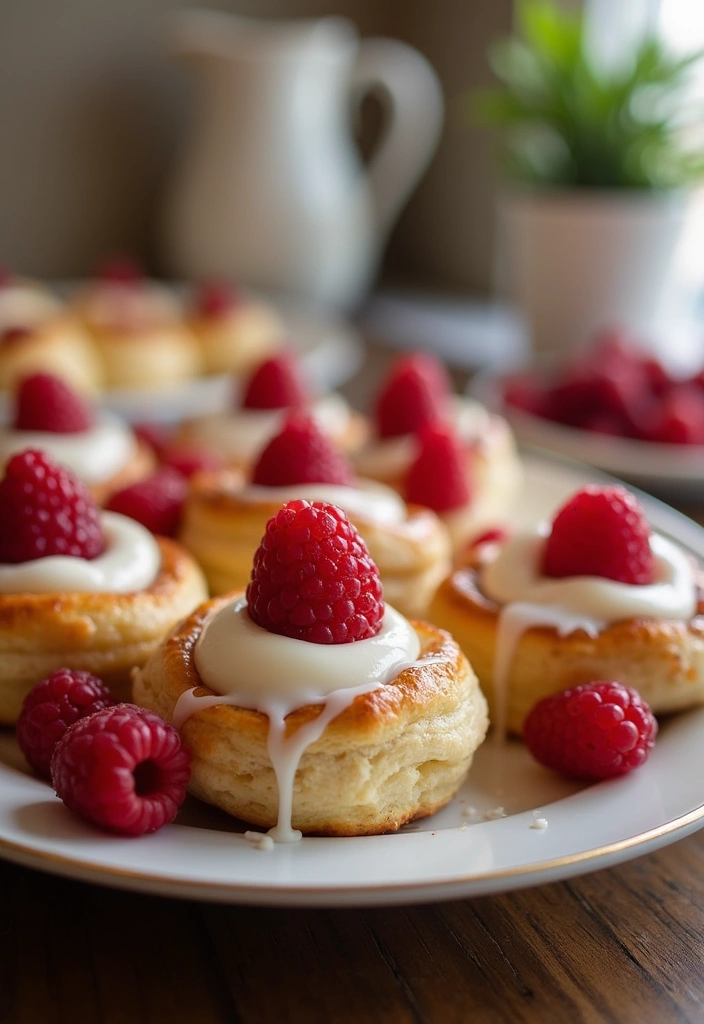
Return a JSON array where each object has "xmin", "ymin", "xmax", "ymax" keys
[
  {"xmin": 185, "ymin": 279, "xmax": 284, "ymax": 375},
  {"xmin": 134, "ymin": 499, "xmax": 488, "ymax": 839},
  {"xmin": 429, "ymin": 484, "xmax": 704, "ymax": 737},
  {"xmin": 0, "ymin": 448, "xmax": 207, "ymax": 723}
]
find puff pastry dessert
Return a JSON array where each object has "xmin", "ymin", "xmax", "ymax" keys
[
  {"xmin": 0, "ymin": 447, "xmax": 207, "ymax": 723},
  {"xmin": 71, "ymin": 261, "xmax": 202, "ymax": 390},
  {"xmin": 353, "ymin": 352, "xmax": 521, "ymax": 548},
  {"xmin": 429, "ymin": 484, "xmax": 704, "ymax": 737},
  {"xmin": 186, "ymin": 281, "xmax": 283, "ymax": 375},
  {"xmin": 134, "ymin": 499, "xmax": 488, "ymax": 839},
  {"xmin": 178, "ymin": 351, "xmax": 367, "ymax": 471},
  {"xmin": 179, "ymin": 415, "xmax": 452, "ymax": 618},
  {"xmin": 0, "ymin": 373, "xmax": 155, "ymax": 505},
  {"xmin": 0, "ymin": 274, "xmax": 102, "ymax": 395}
]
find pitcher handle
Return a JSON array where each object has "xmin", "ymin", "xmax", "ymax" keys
[{"xmin": 351, "ymin": 38, "xmax": 444, "ymax": 241}]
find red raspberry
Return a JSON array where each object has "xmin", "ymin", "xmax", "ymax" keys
[
  {"xmin": 194, "ymin": 280, "xmax": 240, "ymax": 318},
  {"xmin": 17, "ymin": 669, "xmax": 115, "ymax": 779},
  {"xmin": 375, "ymin": 352, "xmax": 451, "ymax": 438},
  {"xmin": 542, "ymin": 485, "xmax": 655, "ymax": 584},
  {"xmin": 97, "ymin": 256, "xmax": 143, "ymax": 284},
  {"xmin": 106, "ymin": 467, "xmax": 188, "ymax": 537},
  {"xmin": 644, "ymin": 385, "xmax": 704, "ymax": 445},
  {"xmin": 13, "ymin": 373, "xmax": 94, "ymax": 433},
  {"xmin": 0, "ymin": 449, "xmax": 104, "ymax": 563},
  {"xmin": 246, "ymin": 499, "xmax": 383, "ymax": 644},
  {"xmin": 405, "ymin": 423, "xmax": 472, "ymax": 513},
  {"xmin": 502, "ymin": 372, "xmax": 550, "ymax": 417},
  {"xmin": 159, "ymin": 442, "xmax": 224, "ymax": 479},
  {"xmin": 524, "ymin": 681, "xmax": 658, "ymax": 780},
  {"xmin": 51, "ymin": 703, "xmax": 191, "ymax": 836},
  {"xmin": 251, "ymin": 414, "xmax": 355, "ymax": 487},
  {"xmin": 240, "ymin": 353, "xmax": 309, "ymax": 410},
  {"xmin": 133, "ymin": 422, "xmax": 174, "ymax": 458}
]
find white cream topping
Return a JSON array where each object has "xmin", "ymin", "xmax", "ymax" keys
[
  {"xmin": 239, "ymin": 479, "xmax": 406, "ymax": 526},
  {"xmin": 479, "ymin": 525, "xmax": 698, "ymax": 740},
  {"xmin": 0, "ymin": 412, "xmax": 137, "ymax": 484},
  {"xmin": 174, "ymin": 599, "xmax": 424, "ymax": 843},
  {"xmin": 0, "ymin": 284, "xmax": 63, "ymax": 332},
  {"xmin": 186, "ymin": 393, "xmax": 353, "ymax": 463},
  {"xmin": 0, "ymin": 512, "xmax": 161, "ymax": 594}
]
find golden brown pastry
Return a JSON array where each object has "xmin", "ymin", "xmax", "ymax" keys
[
  {"xmin": 186, "ymin": 282, "xmax": 284, "ymax": 375},
  {"xmin": 133, "ymin": 594, "xmax": 488, "ymax": 837}
]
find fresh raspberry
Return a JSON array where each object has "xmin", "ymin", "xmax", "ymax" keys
[
  {"xmin": 240, "ymin": 353, "xmax": 309, "ymax": 410},
  {"xmin": 0, "ymin": 449, "xmax": 104, "ymax": 563},
  {"xmin": 644, "ymin": 385, "xmax": 704, "ymax": 445},
  {"xmin": 405, "ymin": 423, "xmax": 472, "ymax": 512},
  {"xmin": 375, "ymin": 352, "xmax": 451, "ymax": 438},
  {"xmin": 106, "ymin": 467, "xmax": 188, "ymax": 537},
  {"xmin": 17, "ymin": 669, "xmax": 115, "ymax": 779},
  {"xmin": 502, "ymin": 372, "xmax": 550, "ymax": 418},
  {"xmin": 132, "ymin": 421, "xmax": 174, "ymax": 459},
  {"xmin": 194, "ymin": 280, "xmax": 240, "ymax": 318},
  {"xmin": 524, "ymin": 681, "xmax": 658, "ymax": 780},
  {"xmin": 159, "ymin": 442, "xmax": 224, "ymax": 479},
  {"xmin": 542, "ymin": 485, "xmax": 655, "ymax": 584},
  {"xmin": 246, "ymin": 499, "xmax": 383, "ymax": 644},
  {"xmin": 97, "ymin": 256, "xmax": 143, "ymax": 284},
  {"xmin": 51, "ymin": 703, "xmax": 191, "ymax": 836},
  {"xmin": 13, "ymin": 373, "xmax": 94, "ymax": 433},
  {"xmin": 251, "ymin": 414, "xmax": 355, "ymax": 487}
]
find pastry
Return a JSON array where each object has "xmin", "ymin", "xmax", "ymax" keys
[
  {"xmin": 0, "ymin": 273, "xmax": 102, "ymax": 394},
  {"xmin": 134, "ymin": 499, "xmax": 488, "ymax": 839},
  {"xmin": 0, "ymin": 448, "xmax": 207, "ymax": 723},
  {"xmin": 179, "ymin": 414, "xmax": 452, "ymax": 618},
  {"xmin": 429, "ymin": 484, "xmax": 704, "ymax": 737},
  {"xmin": 178, "ymin": 350, "xmax": 367, "ymax": 471},
  {"xmin": 0, "ymin": 372, "xmax": 155, "ymax": 504},
  {"xmin": 71, "ymin": 259, "xmax": 202, "ymax": 390},
  {"xmin": 186, "ymin": 280, "xmax": 283, "ymax": 375},
  {"xmin": 353, "ymin": 352, "xmax": 521, "ymax": 541}
]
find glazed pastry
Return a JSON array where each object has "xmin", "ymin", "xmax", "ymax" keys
[
  {"xmin": 429, "ymin": 484, "xmax": 704, "ymax": 737},
  {"xmin": 179, "ymin": 415, "xmax": 452, "ymax": 618},
  {"xmin": 186, "ymin": 280, "xmax": 283, "ymax": 375},
  {"xmin": 0, "ymin": 373, "xmax": 155, "ymax": 504},
  {"xmin": 178, "ymin": 350, "xmax": 367, "ymax": 470},
  {"xmin": 0, "ymin": 448, "xmax": 207, "ymax": 723},
  {"xmin": 134, "ymin": 499, "xmax": 488, "ymax": 839},
  {"xmin": 71, "ymin": 260, "xmax": 202, "ymax": 390},
  {"xmin": 353, "ymin": 352, "xmax": 521, "ymax": 537},
  {"xmin": 0, "ymin": 273, "xmax": 102, "ymax": 394}
]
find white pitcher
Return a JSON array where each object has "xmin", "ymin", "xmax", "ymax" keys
[{"xmin": 161, "ymin": 11, "xmax": 444, "ymax": 310}]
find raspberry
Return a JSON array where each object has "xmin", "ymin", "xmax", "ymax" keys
[
  {"xmin": 132, "ymin": 422, "xmax": 174, "ymax": 459},
  {"xmin": 106, "ymin": 467, "xmax": 188, "ymax": 537},
  {"xmin": 524, "ymin": 681, "xmax": 658, "ymax": 780},
  {"xmin": 51, "ymin": 703, "xmax": 191, "ymax": 836},
  {"xmin": 159, "ymin": 442, "xmax": 224, "ymax": 479},
  {"xmin": 13, "ymin": 373, "xmax": 94, "ymax": 433},
  {"xmin": 375, "ymin": 352, "xmax": 451, "ymax": 438},
  {"xmin": 644, "ymin": 385, "xmax": 704, "ymax": 445},
  {"xmin": 98, "ymin": 256, "xmax": 143, "ymax": 284},
  {"xmin": 17, "ymin": 669, "xmax": 115, "ymax": 779},
  {"xmin": 194, "ymin": 280, "xmax": 239, "ymax": 318},
  {"xmin": 542, "ymin": 485, "xmax": 655, "ymax": 584},
  {"xmin": 246, "ymin": 499, "xmax": 383, "ymax": 644},
  {"xmin": 251, "ymin": 414, "xmax": 355, "ymax": 487},
  {"xmin": 405, "ymin": 423, "xmax": 472, "ymax": 512},
  {"xmin": 0, "ymin": 449, "xmax": 104, "ymax": 563},
  {"xmin": 240, "ymin": 353, "xmax": 309, "ymax": 410}
]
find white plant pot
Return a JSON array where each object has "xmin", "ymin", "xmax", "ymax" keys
[{"xmin": 495, "ymin": 189, "xmax": 691, "ymax": 357}]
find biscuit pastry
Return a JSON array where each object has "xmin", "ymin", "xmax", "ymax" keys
[
  {"xmin": 134, "ymin": 499, "xmax": 488, "ymax": 838},
  {"xmin": 186, "ymin": 281, "xmax": 284, "ymax": 375}
]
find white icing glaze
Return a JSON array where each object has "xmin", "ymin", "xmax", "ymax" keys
[
  {"xmin": 186, "ymin": 393, "xmax": 353, "ymax": 463},
  {"xmin": 173, "ymin": 599, "xmax": 430, "ymax": 843},
  {"xmin": 479, "ymin": 526, "xmax": 698, "ymax": 740},
  {"xmin": 0, "ymin": 411, "xmax": 137, "ymax": 484},
  {"xmin": 239, "ymin": 479, "xmax": 406, "ymax": 527},
  {"xmin": 0, "ymin": 284, "xmax": 63, "ymax": 332},
  {"xmin": 0, "ymin": 511, "xmax": 161, "ymax": 594}
]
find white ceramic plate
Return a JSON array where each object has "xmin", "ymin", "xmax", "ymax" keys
[
  {"xmin": 1, "ymin": 454, "xmax": 704, "ymax": 907},
  {"xmin": 471, "ymin": 366, "xmax": 704, "ymax": 497}
]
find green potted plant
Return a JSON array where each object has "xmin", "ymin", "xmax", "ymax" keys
[{"xmin": 472, "ymin": 0, "xmax": 704, "ymax": 357}]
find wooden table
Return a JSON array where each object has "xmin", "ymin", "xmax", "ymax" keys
[{"xmin": 3, "ymin": 344, "xmax": 704, "ymax": 1024}]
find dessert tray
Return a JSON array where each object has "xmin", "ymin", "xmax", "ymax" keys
[
  {"xmin": 470, "ymin": 366, "xmax": 704, "ymax": 498},
  {"xmin": 1, "ymin": 453, "xmax": 704, "ymax": 907}
]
